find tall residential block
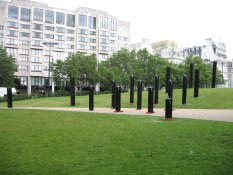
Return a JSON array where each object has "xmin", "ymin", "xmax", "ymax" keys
[{"xmin": 0, "ymin": 0, "xmax": 130, "ymax": 94}]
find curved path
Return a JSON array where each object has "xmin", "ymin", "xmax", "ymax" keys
[{"xmin": 4, "ymin": 107, "xmax": 233, "ymax": 122}]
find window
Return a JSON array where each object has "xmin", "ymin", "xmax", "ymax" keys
[
  {"xmin": 100, "ymin": 30, "xmax": 109, "ymax": 37},
  {"xmin": 0, "ymin": 33, "xmax": 3, "ymax": 38},
  {"xmin": 99, "ymin": 54, "xmax": 108, "ymax": 60},
  {"xmin": 7, "ymin": 21, "xmax": 18, "ymax": 28},
  {"xmin": 89, "ymin": 38, "xmax": 96, "ymax": 43},
  {"xmin": 45, "ymin": 10, "xmax": 54, "ymax": 24},
  {"xmin": 118, "ymin": 36, "xmax": 121, "ymax": 40},
  {"xmin": 100, "ymin": 17, "xmax": 108, "ymax": 29},
  {"xmin": 19, "ymin": 49, "xmax": 29, "ymax": 55},
  {"xmin": 67, "ymin": 44, "xmax": 74, "ymax": 49},
  {"xmin": 78, "ymin": 36, "xmax": 88, "ymax": 43},
  {"xmin": 31, "ymin": 65, "xmax": 42, "ymax": 72},
  {"xmin": 0, "ymin": 25, "xmax": 4, "ymax": 30},
  {"xmin": 45, "ymin": 34, "xmax": 54, "ymax": 39},
  {"xmin": 110, "ymin": 33, "xmax": 117, "ymax": 37},
  {"xmin": 6, "ymin": 48, "xmax": 17, "ymax": 55},
  {"xmin": 66, "ymin": 36, "xmax": 74, "ymax": 41},
  {"xmin": 78, "ymin": 28, "xmax": 87, "ymax": 35},
  {"xmin": 21, "ymin": 8, "xmax": 30, "ymax": 22},
  {"xmin": 43, "ymin": 66, "xmax": 49, "ymax": 71},
  {"xmin": 33, "ymin": 23, "xmax": 43, "ymax": 30},
  {"xmin": 67, "ymin": 29, "xmax": 75, "ymax": 34},
  {"xmin": 32, "ymin": 32, "xmax": 43, "ymax": 39},
  {"xmin": 110, "ymin": 40, "xmax": 116, "ymax": 44},
  {"xmin": 109, "ymin": 18, "xmax": 117, "ymax": 31},
  {"xmin": 19, "ymin": 57, "xmax": 29, "ymax": 62},
  {"xmin": 110, "ymin": 47, "xmax": 116, "ymax": 52},
  {"xmin": 55, "ymin": 27, "xmax": 65, "ymax": 33},
  {"xmin": 20, "ymin": 32, "xmax": 30, "ymax": 37},
  {"xmin": 45, "ymin": 26, "xmax": 54, "ymax": 31},
  {"xmin": 8, "ymin": 6, "xmax": 19, "ymax": 19},
  {"xmin": 33, "ymin": 8, "xmax": 43, "ymax": 21},
  {"xmin": 123, "ymin": 37, "xmax": 128, "ymax": 41},
  {"xmin": 31, "ymin": 77, "xmax": 44, "ymax": 86},
  {"xmin": 7, "ymin": 30, "xmax": 18, "ymax": 37},
  {"xmin": 44, "ymin": 58, "xmax": 50, "ymax": 63},
  {"xmin": 89, "ymin": 46, "xmax": 96, "ymax": 51},
  {"xmin": 88, "ymin": 16, "xmax": 96, "ymax": 29},
  {"xmin": 19, "ymin": 40, "xmax": 30, "ymax": 46},
  {"xmin": 78, "ymin": 44, "xmax": 87, "ymax": 50},
  {"xmin": 18, "ymin": 65, "xmax": 28, "ymax": 71},
  {"xmin": 78, "ymin": 14, "xmax": 87, "ymax": 27},
  {"xmin": 100, "ymin": 45, "xmax": 109, "ymax": 52},
  {"xmin": 31, "ymin": 57, "xmax": 42, "ymax": 63},
  {"xmin": 31, "ymin": 49, "xmax": 43, "ymax": 55},
  {"xmin": 55, "ymin": 43, "xmax": 65, "ymax": 49},
  {"xmin": 20, "ymin": 24, "xmax": 30, "ymax": 29},
  {"xmin": 67, "ymin": 14, "xmax": 75, "ymax": 27},
  {"xmin": 32, "ymin": 40, "xmax": 43, "ymax": 47},
  {"xmin": 55, "ymin": 34, "xmax": 65, "ymax": 41},
  {"xmin": 54, "ymin": 51, "xmax": 65, "ymax": 57},
  {"xmin": 100, "ymin": 38, "xmax": 109, "ymax": 44},
  {"xmin": 6, "ymin": 38, "xmax": 18, "ymax": 45},
  {"xmin": 89, "ymin": 31, "xmax": 96, "ymax": 35},
  {"xmin": 56, "ymin": 12, "xmax": 65, "ymax": 25}
]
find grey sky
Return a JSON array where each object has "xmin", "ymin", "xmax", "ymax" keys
[{"xmin": 37, "ymin": 0, "xmax": 233, "ymax": 59}]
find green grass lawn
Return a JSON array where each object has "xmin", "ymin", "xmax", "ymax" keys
[
  {"xmin": 1, "ymin": 88, "xmax": 233, "ymax": 109},
  {"xmin": 0, "ymin": 109, "xmax": 233, "ymax": 175}
]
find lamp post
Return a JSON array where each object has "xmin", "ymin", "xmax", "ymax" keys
[{"xmin": 43, "ymin": 42, "xmax": 58, "ymax": 94}]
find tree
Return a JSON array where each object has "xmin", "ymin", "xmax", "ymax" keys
[{"xmin": 0, "ymin": 46, "xmax": 17, "ymax": 87}]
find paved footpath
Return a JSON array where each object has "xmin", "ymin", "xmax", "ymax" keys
[{"xmin": 5, "ymin": 107, "xmax": 233, "ymax": 122}]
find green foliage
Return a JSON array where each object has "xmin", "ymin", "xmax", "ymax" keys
[{"xmin": 0, "ymin": 46, "xmax": 17, "ymax": 87}]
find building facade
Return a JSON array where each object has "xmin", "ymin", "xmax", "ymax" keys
[
  {"xmin": 227, "ymin": 60, "xmax": 233, "ymax": 88},
  {"xmin": 0, "ymin": 0, "xmax": 130, "ymax": 94}
]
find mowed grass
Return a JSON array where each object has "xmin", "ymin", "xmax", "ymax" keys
[
  {"xmin": 2, "ymin": 88, "xmax": 233, "ymax": 109},
  {"xmin": 0, "ymin": 109, "xmax": 233, "ymax": 175}
]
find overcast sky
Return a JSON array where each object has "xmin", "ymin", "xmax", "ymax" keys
[{"xmin": 37, "ymin": 0, "xmax": 233, "ymax": 59}]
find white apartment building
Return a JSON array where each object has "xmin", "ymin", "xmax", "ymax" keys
[{"xmin": 0, "ymin": 0, "xmax": 130, "ymax": 94}]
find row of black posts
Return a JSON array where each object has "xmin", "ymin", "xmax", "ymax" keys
[{"xmin": 5, "ymin": 61, "xmax": 217, "ymax": 113}]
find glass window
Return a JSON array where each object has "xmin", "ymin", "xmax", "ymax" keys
[
  {"xmin": 8, "ymin": 6, "xmax": 19, "ymax": 19},
  {"xmin": 18, "ymin": 65, "xmax": 28, "ymax": 71},
  {"xmin": 88, "ymin": 46, "xmax": 96, "ymax": 51},
  {"xmin": 20, "ymin": 32, "xmax": 30, "ymax": 37},
  {"xmin": 67, "ymin": 29, "xmax": 75, "ymax": 34},
  {"xmin": 6, "ymin": 48, "xmax": 17, "ymax": 55},
  {"xmin": 89, "ymin": 38, "xmax": 96, "ymax": 43},
  {"xmin": 19, "ymin": 49, "xmax": 29, "ymax": 55},
  {"xmin": 33, "ymin": 23, "xmax": 43, "ymax": 30},
  {"xmin": 0, "ymin": 33, "xmax": 3, "ymax": 38},
  {"xmin": 0, "ymin": 25, "xmax": 4, "ymax": 30},
  {"xmin": 6, "ymin": 38, "xmax": 18, "ymax": 45},
  {"xmin": 100, "ymin": 45, "xmax": 109, "ymax": 52},
  {"xmin": 7, "ymin": 21, "xmax": 18, "ymax": 28},
  {"xmin": 78, "ymin": 36, "xmax": 88, "ymax": 43},
  {"xmin": 100, "ymin": 17, "xmax": 108, "ymax": 29},
  {"xmin": 45, "ymin": 34, "xmax": 54, "ymax": 39},
  {"xmin": 109, "ymin": 18, "xmax": 117, "ymax": 31},
  {"xmin": 56, "ymin": 12, "xmax": 65, "ymax": 25},
  {"xmin": 78, "ymin": 14, "xmax": 87, "ymax": 27},
  {"xmin": 55, "ymin": 34, "xmax": 65, "ymax": 41},
  {"xmin": 100, "ymin": 30, "xmax": 109, "ymax": 37},
  {"xmin": 19, "ymin": 40, "xmax": 30, "ymax": 46},
  {"xmin": 20, "ymin": 24, "xmax": 30, "ymax": 29},
  {"xmin": 31, "ymin": 57, "xmax": 42, "ymax": 63},
  {"xmin": 88, "ymin": 16, "xmax": 96, "ymax": 29},
  {"xmin": 19, "ymin": 57, "xmax": 29, "ymax": 62},
  {"xmin": 67, "ymin": 14, "xmax": 75, "ymax": 27},
  {"xmin": 31, "ymin": 49, "xmax": 43, "ymax": 55},
  {"xmin": 66, "ymin": 44, "xmax": 74, "ymax": 49},
  {"xmin": 78, "ymin": 44, "xmax": 87, "ymax": 50},
  {"xmin": 33, "ymin": 8, "xmax": 43, "ymax": 21},
  {"xmin": 55, "ymin": 27, "xmax": 65, "ymax": 33},
  {"xmin": 45, "ymin": 26, "xmax": 54, "ymax": 31},
  {"xmin": 89, "ymin": 31, "xmax": 96, "ymax": 35},
  {"xmin": 21, "ymin": 8, "xmax": 31, "ymax": 22},
  {"xmin": 66, "ymin": 36, "xmax": 74, "ymax": 41},
  {"xmin": 100, "ymin": 38, "xmax": 109, "ymax": 44},
  {"xmin": 78, "ymin": 28, "xmax": 87, "ymax": 35},
  {"xmin": 31, "ymin": 65, "xmax": 42, "ymax": 72},
  {"xmin": 32, "ymin": 40, "xmax": 43, "ymax": 47},
  {"xmin": 32, "ymin": 32, "xmax": 43, "ymax": 39},
  {"xmin": 7, "ymin": 30, "xmax": 18, "ymax": 37},
  {"xmin": 45, "ymin": 10, "xmax": 54, "ymax": 24},
  {"xmin": 55, "ymin": 43, "xmax": 65, "ymax": 49}
]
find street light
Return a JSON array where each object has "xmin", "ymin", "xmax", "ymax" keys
[{"xmin": 42, "ymin": 42, "xmax": 58, "ymax": 94}]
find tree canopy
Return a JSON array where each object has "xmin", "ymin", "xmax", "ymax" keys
[{"xmin": 0, "ymin": 46, "xmax": 17, "ymax": 87}]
